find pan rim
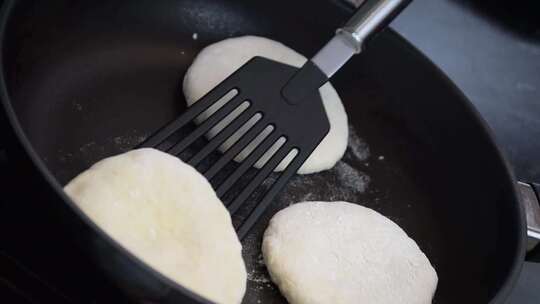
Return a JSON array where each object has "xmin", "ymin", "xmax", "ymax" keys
[
  {"xmin": 381, "ymin": 27, "xmax": 527, "ymax": 304},
  {"xmin": 0, "ymin": 0, "xmax": 527, "ymax": 303}
]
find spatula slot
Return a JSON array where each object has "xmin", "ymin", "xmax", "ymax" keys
[
  {"xmin": 215, "ymin": 130, "xmax": 280, "ymax": 197},
  {"xmin": 206, "ymin": 100, "xmax": 250, "ymax": 140},
  {"xmin": 203, "ymin": 121, "xmax": 271, "ymax": 180},
  {"xmin": 187, "ymin": 110, "xmax": 261, "ymax": 168},
  {"xmin": 166, "ymin": 94, "xmax": 246, "ymax": 156},
  {"xmin": 138, "ymin": 87, "xmax": 241, "ymax": 150},
  {"xmin": 195, "ymin": 88, "xmax": 239, "ymax": 123},
  {"xmin": 220, "ymin": 113, "xmax": 263, "ymax": 152}
]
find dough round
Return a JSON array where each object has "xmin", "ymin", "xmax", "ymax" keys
[
  {"xmin": 183, "ymin": 36, "xmax": 348, "ymax": 174},
  {"xmin": 262, "ymin": 201, "xmax": 438, "ymax": 304},
  {"xmin": 64, "ymin": 148, "xmax": 246, "ymax": 304}
]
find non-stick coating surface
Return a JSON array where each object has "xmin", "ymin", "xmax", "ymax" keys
[{"xmin": 3, "ymin": 0, "xmax": 524, "ymax": 303}]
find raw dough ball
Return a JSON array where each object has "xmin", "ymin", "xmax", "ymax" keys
[
  {"xmin": 64, "ymin": 148, "xmax": 246, "ymax": 304},
  {"xmin": 183, "ymin": 36, "xmax": 348, "ymax": 174},
  {"xmin": 262, "ymin": 201, "xmax": 438, "ymax": 304}
]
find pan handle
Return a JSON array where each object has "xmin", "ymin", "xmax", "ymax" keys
[
  {"xmin": 517, "ymin": 182, "xmax": 540, "ymax": 255},
  {"xmin": 509, "ymin": 183, "xmax": 540, "ymax": 303}
]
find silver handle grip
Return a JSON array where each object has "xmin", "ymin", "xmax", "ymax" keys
[{"xmin": 340, "ymin": 0, "xmax": 412, "ymax": 53}]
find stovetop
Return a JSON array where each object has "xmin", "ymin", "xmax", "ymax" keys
[{"xmin": 1, "ymin": 0, "xmax": 540, "ymax": 303}]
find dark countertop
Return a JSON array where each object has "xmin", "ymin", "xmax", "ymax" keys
[{"xmin": 392, "ymin": 0, "xmax": 540, "ymax": 184}]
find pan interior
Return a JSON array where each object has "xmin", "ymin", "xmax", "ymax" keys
[{"xmin": 2, "ymin": 0, "xmax": 523, "ymax": 303}]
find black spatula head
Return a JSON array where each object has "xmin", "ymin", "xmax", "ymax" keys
[
  {"xmin": 140, "ymin": 0, "xmax": 412, "ymax": 238},
  {"xmin": 139, "ymin": 56, "xmax": 330, "ymax": 239}
]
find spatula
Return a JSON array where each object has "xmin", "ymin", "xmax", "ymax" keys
[{"xmin": 139, "ymin": 0, "xmax": 412, "ymax": 239}]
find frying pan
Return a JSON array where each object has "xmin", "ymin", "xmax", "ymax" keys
[{"xmin": 0, "ymin": 0, "xmax": 539, "ymax": 303}]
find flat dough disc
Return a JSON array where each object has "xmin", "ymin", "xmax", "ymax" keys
[
  {"xmin": 64, "ymin": 148, "xmax": 246, "ymax": 304},
  {"xmin": 183, "ymin": 36, "xmax": 348, "ymax": 174},
  {"xmin": 262, "ymin": 201, "xmax": 438, "ymax": 304}
]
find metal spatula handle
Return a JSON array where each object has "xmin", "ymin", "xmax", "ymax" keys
[
  {"xmin": 341, "ymin": 0, "xmax": 411, "ymax": 52},
  {"xmin": 282, "ymin": 0, "xmax": 411, "ymax": 104},
  {"xmin": 312, "ymin": 0, "xmax": 411, "ymax": 78}
]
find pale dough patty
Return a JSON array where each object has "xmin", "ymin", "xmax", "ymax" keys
[
  {"xmin": 183, "ymin": 36, "xmax": 348, "ymax": 174},
  {"xmin": 64, "ymin": 148, "xmax": 246, "ymax": 304},
  {"xmin": 262, "ymin": 201, "xmax": 438, "ymax": 304}
]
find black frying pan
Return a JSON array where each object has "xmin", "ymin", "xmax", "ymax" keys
[{"xmin": 0, "ymin": 0, "xmax": 538, "ymax": 303}]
